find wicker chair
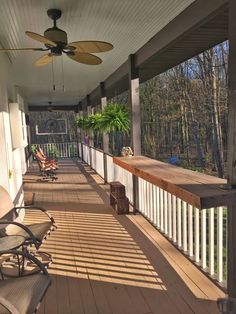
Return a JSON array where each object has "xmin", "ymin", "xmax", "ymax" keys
[{"xmin": 0, "ymin": 250, "xmax": 51, "ymax": 314}]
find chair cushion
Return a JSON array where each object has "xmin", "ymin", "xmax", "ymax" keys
[
  {"xmin": 7, "ymin": 222, "xmax": 53, "ymax": 242},
  {"xmin": 0, "ymin": 187, "xmax": 14, "ymax": 220},
  {"xmin": 0, "ymin": 274, "xmax": 51, "ymax": 314}
]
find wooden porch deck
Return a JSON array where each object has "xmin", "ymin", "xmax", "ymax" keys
[{"xmin": 23, "ymin": 159, "xmax": 225, "ymax": 314}]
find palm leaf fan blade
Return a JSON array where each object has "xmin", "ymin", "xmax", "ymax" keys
[
  {"xmin": 66, "ymin": 52, "xmax": 102, "ymax": 65},
  {"xmin": 34, "ymin": 54, "xmax": 54, "ymax": 67},
  {"xmin": 68, "ymin": 41, "xmax": 113, "ymax": 53},
  {"xmin": 25, "ymin": 31, "xmax": 57, "ymax": 47}
]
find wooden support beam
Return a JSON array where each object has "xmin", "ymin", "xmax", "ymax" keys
[
  {"xmin": 28, "ymin": 105, "xmax": 78, "ymax": 112},
  {"xmin": 226, "ymin": 0, "xmax": 236, "ymax": 303},
  {"xmin": 128, "ymin": 54, "xmax": 141, "ymax": 155},
  {"xmin": 136, "ymin": 0, "xmax": 228, "ymax": 68}
]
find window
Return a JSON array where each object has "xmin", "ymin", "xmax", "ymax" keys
[{"xmin": 36, "ymin": 119, "xmax": 67, "ymax": 135}]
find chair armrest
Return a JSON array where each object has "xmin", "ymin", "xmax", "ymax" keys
[
  {"xmin": 14, "ymin": 206, "xmax": 56, "ymax": 225},
  {"xmin": 0, "ymin": 221, "xmax": 40, "ymax": 249},
  {"xmin": 0, "ymin": 250, "xmax": 49, "ymax": 275},
  {"xmin": 0, "ymin": 296, "xmax": 19, "ymax": 314}
]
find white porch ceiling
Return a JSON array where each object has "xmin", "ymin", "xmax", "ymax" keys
[{"xmin": 0, "ymin": 0, "xmax": 195, "ymax": 107}]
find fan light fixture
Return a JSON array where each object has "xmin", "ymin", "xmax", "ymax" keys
[{"xmin": 0, "ymin": 8, "xmax": 113, "ymax": 67}]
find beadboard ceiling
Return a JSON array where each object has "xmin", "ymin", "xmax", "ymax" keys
[{"xmin": 0, "ymin": 0, "xmax": 195, "ymax": 107}]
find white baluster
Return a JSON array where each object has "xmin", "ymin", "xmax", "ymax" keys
[
  {"xmin": 182, "ymin": 201, "xmax": 187, "ymax": 252},
  {"xmin": 141, "ymin": 179, "xmax": 144, "ymax": 215},
  {"xmin": 188, "ymin": 204, "xmax": 193, "ymax": 257},
  {"xmin": 201, "ymin": 209, "xmax": 207, "ymax": 269},
  {"xmin": 209, "ymin": 208, "xmax": 215, "ymax": 276},
  {"xmin": 153, "ymin": 186, "xmax": 157, "ymax": 226},
  {"xmin": 217, "ymin": 206, "xmax": 223, "ymax": 282},
  {"xmin": 194, "ymin": 207, "xmax": 200, "ymax": 263},
  {"xmin": 164, "ymin": 191, "xmax": 168, "ymax": 235},
  {"xmin": 160, "ymin": 189, "xmax": 164, "ymax": 232},
  {"xmin": 156, "ymin": 187, "xmax": 160, "ymax": 229},
  {"xmin": 138, "ymin": 178, "xmax": 142, "ymax": 213},
  {"xmin": 177, "ymin": 198, "xmax": 182, "ymax": 248},
  {"xmin": 172, "ymin": 195, "xmax": 177, "ymax": 243},
  {"xmin": 147, "ymin": 182, "xmax": 150, "ymax": 219},
  {"xmin": 144, "ymin": 181, "xmax": 147, "ymax": 217},
  {"xmin": 168, "ymin": 193, "xmax": 172, "ymax": 239},
  {"xmin": 66, "ymin": 143, "xmax": 68, "ymax": 157},
  {"xmin": 150, "ymin": 184, "xmax": 154, "ymax": 223}
]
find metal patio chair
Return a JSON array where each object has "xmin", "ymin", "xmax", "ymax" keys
[
  {"xmin": 0, "ymin": 186, "xmax": 56, "ymax": 251},
  {"xmin": 0, "ymin": 250, "xmax": 51, "ymax": 314}
]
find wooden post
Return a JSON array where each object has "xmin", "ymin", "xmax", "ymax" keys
[
  {"xmin": 132, "ymin": 175, "xmax": 139, "ymax": 214},
  {"xmin": 219, "ymin": 1, "xmax": 236, "ymax": 311},
  {"xmin": 77, "ymin": 101, "xmax": 83, "ymax": 160},
  {"xmin": 79, "ymin": 109, "xmax": 84, "ymax": 161},
  {"xmin": 86, "ymin": 95, "xmax": 93, "ymax": 148},
  {"xmin": 128, "ymin": 54, "xmax": 141, "ymax": 155},
  {"xmin": 100, "ymin": 82, "xmax": 109, "ymax": 183},
  {"xmin": 100, "ymin": 82, "xmax": 109, "ymax": 154},
  {"xmin": 128, "ymin": 55, "xmax": 141, "ymax": 213},
  {"xmin": 86, "ymin": 95, "xmax": 93, "ymax": 167}
]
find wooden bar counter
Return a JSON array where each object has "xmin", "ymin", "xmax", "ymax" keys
[{"xmin": 113, "ymin": 156, "xmax": 236, "ymax": 209}]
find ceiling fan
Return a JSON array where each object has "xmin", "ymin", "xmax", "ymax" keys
[
  {"xmin": 0, "ymin": 8, "xmax": 113, "ymax": 66},
  {"xmin": 44, "ymin": 101, "xmax": 78, "ymax": 113}
]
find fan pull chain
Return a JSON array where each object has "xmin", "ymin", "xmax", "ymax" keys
[
  {"xmin": 52, "ymin": 58, "xmax": 55, "ymax": 91},
  {"xmin": 61, "ymin": 56, "xmax": 65, "ymax": 92}
]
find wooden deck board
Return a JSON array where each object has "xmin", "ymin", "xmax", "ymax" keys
[{"xmin": 23, "ymin": 159, "xmax": 225, "ymax": 314}]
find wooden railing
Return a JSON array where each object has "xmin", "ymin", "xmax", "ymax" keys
[
  {"xmin": 78, "ymin": 143, "xmax": 228, "ymax": 288},
  {"xmin": 33, "ymin": 142, "xmax": 79, "ymax": 158},
  {"xmin": 137, "ymin": 178, "xmax": 226, "ymax": 284}
]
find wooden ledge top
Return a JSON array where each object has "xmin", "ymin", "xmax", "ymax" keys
[{"xmin": 113, "ymin": 156, "xmax": 236, "ymax": 209}]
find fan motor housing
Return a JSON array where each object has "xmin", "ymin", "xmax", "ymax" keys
[{"xmin": 44, "ymin": 27, "xmax": 68, "ymax": 45}]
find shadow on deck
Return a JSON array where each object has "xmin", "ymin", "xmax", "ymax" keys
[{"xmin": 23, "ymin": 159, "xmax": 225, "ymax": 314}]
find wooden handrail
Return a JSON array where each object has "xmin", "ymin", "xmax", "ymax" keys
[{"xmin": 113, "ymin": 155, "xmax": 236, "ymax": 209}]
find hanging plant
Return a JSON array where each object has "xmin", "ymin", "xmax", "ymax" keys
[
  {"xmin": 77, "ymin": 103, "xmax": 131, "ymax": 155},
  {"xmin": 76, "ymin": 116, "xmax": 90, "ymax": 131},
  {"xmin": 88, "ymin": 113, "xmax": 103, "ymax": 132},
  {"xmin": 99, "ymin": 103, "xmax": 130, "ymax": 134},
  {"xmin": 77, "ymin": 104, "xmax": 130, "ymax": 134}
]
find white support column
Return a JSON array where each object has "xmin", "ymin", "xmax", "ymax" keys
[
  {"xmin": 128, "ymin": 54, "xmax": 141, "ymax": 155},
  {"xmin": 100, "ymin": 82, "xmax": 109, "ymax": 154},
  {"xmin": 87, "ymin": 95, "xmax": 93, "ymax": 148}
]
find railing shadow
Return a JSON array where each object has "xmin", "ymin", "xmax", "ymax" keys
[{"xmin": 24, "ymin": 158, "xmax": 222, "ymax": 314}]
